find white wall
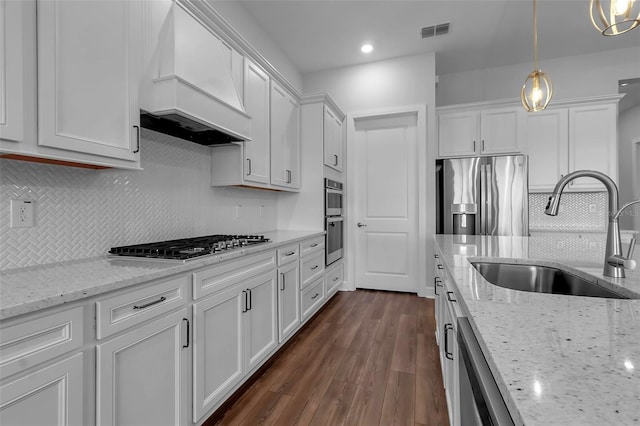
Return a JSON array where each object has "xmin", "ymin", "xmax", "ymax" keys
[
  {"xmin": 303, "ymin": 52, "xmax": 438, "ymax": 297},
  {"xmin": 437, "ymin": 47, "xmax": 640, "ymax": 106},
  {"xmin": 208, "ymin": 1, "xmax": 302, "ymax": 92}
]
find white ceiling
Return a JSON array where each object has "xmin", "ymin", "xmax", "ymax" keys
[{"xmin": 236, "ymin": 0, "xmax": 640, "ymax": 76}]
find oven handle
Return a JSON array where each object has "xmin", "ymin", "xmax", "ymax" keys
[{"xmin": 457, "ymin": 317, "xmax": 515, "ymax": 426}]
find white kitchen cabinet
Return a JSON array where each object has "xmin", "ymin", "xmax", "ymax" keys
[
  {"xmin": 278, "ymin": 259, "xmax": 301, "ymax": 343},
  {"xmin": 526, "ymin": 97, "xmax": 619, "ymax": 192},
  {"xmin": 0, "ymin": 353, "xmax": 84, "ymax": 426},
  {"xmin": 192, "ymin": 262, "xmax": 277, "ymax": 422},
  {"xmin": 0, "ymin": 305, "xmax": 85, "ymax": 426},
  {"xmin": 0, "ymin": 0, "xmax": 142, "ymax": 169},
  {"xmin": 270, "ymin": 80, "xmax": 301, "ymax": 189},
  {"xmin": 243, "ymin": 58, "xmax": 271, "ymax": 185},
  {"xmin": 96, "ymin": 308, "xmax": 189, "ymax": 426},
  {"xmin": 324, "ymin": 104, "xmax": 344, "ymax": 171},
  {"xmin": 438, "ymin": 106, "xmax": 522, "ymax": 157},
  {"xmin": 569, "ymin": 103, "xmax": 618, "ymax": 191}
]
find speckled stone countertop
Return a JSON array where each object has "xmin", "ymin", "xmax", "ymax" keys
[
  {"xmin": 0, "ymin": 230, "xmax": 324, "ymax": 321},
  {"xmin": 434, "ymin": 234, "xmax": 640, "ymax": 426}
]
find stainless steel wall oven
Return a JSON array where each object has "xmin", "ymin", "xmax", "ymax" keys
[{"xmin": 325, "ymin": 179, "xmax": 344, "ymax": 265}]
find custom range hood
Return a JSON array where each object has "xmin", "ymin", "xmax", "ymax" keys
[{"xmin": 140, "ymin": 3, "xmax": 251, "ymax": 145}]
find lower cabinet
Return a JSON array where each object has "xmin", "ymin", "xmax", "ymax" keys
[
  {"xmin": 0, "ymin": 352, "xmax": 84, "ymax": 426},
  {"xmin": 301, "ymin": 276, "xmax": 325, "ymax": 321},
  {"xmin": 192, "ymin": 269, "xmax": 278, "ymax": 423},
  {"xmin": 96, "ymin": 308, "xmax": 189, "ymax": 426},
  {"xmin": 325, "ymin": 260, "xmax": 344, "ymax": 298},
  {"xmin": 278, "ymin": 260, "xmax": 301, "ymax": 343}
]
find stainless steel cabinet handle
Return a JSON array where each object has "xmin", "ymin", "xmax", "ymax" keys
[
  {"xmin": 482, "ymin": 139, "xmax": 485, "ymax": 151},
  {"xmin": 285, "ymin": 251, "xmax": 296, "ymax": 256},
  {"xmin": 182, "ymin": 318, "xmax": 190, "ymax": 348},
  {"xmin": 333, "ymin": 276, "xmax": 340, "ymax": 282},
  {"xmin": 434, "ymin": 254, "xmax": 439, "ymax": 259},
  {"xmin": 133, "ymin": 125, "xmax": 140, "ymax": 153},
  {"xmin": 133, "ymin": 296, "xmax": 166, "ymax": 310},
  {"xmin": 281, "ymin": 273, "xmax": 285, "ymax": 291},
  {"xmin": 473, "ymin": 140, "xmax": 476, "ymax": 152},
  {"xmin": 311, "ymin": 293, "xmax": 320, "ymax": 300},
  {"xmin": 286, "ymin": 169, "xmax": 292, "ymax": 183},
  {"xmin": 444, "ymin": 324, "xmax": 454, "ymax": 360},
  {"xmin": 437, "ymin": 264, "xmax": 443, "ymax": 270},
  {"xmin": 311, "ymin": 243, "xmax": 319, "ymax": 247},
  {"xmin": 446, "ymin": 291, "xmax": 456, "ymax": 302},
  {"xmin": 334, "ymin": 154, "xmax": 338, "ymax": 166},
  {"xmin": 311, "ymin": 265, "xmax": 319, "ymax": 270},
  {"xmin": 357, "ymin": 222, "xmax": 367, "ymax": 227},
  {"xmin": 247, "ymin": 158, "xmax": 252, "ymax": 176},
  {"xmin": 434, "ymin": 277, "xmax": 442, "ymax": 295}
]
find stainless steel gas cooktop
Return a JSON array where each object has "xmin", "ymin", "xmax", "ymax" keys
[{"xmin": 109, "ymin": 235, "xmax": 269, "ymax": 261}]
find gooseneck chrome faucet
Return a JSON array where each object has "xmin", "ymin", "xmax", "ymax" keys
[{"xmin": 544, "ymin": 170, "xmax": 637, "ymax": 278}]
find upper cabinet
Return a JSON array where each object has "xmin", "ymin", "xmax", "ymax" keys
[
  {"xmin": 270, "ymin": 80, "xmax": 300, "ymax": 189},
  {"xmin": 323, "ymin": 104, "xmax": 344, "ymax": 171},
  {"xmin": 526, "ymin": 96, "xmax": 619, "ymax": 192},
  {"xmin": 0, "ymin": 0, "xmax": 142, "ymax": 169},
  {"xmin": 437, "ymin": 105, "xmax": 523, "ymax": 157},
  {"xmin": 211, "ymin": 59, "xmax": 301, "ymax": 192}
]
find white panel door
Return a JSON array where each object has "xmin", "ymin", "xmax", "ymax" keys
[
  {"xmin": 526, "ymin": 108, "xmax": 569, "ymax": 192},
  {"xmin": 243, "ymin": 59, "xmax": 270, "ymax": 184},
  {"xmin": 244, "ymin": 270, "xmax": 278, "ymax": 372},
  {"xmin": 354, "ymin": 111, "xmax": 419, "ymax": 292}
]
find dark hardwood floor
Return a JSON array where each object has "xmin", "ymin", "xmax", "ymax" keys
[{"xmin": 211, "ymin": 290, "xmax": 449, "ymax": 426}]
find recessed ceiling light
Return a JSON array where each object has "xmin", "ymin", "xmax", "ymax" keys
[{"xmin": 361, "ymin": 44, "xmax": 373, "ymax": 54}]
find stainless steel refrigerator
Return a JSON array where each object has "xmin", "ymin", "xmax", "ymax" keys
[{"xmin": 436, "ymin": 155, "xmax": 529, "ymax": 236}]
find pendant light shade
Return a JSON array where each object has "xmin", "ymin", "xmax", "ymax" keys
[
  {"xmin": 521, "ymin": 0, "xmax": 553, "ymax": 112},
  {"xmin": 590, "ymin": 0, "xmax": 640, "ymax": 35}
]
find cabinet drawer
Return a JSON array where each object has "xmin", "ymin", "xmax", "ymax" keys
[
  {"xmin": 301, "ymin": 277, "xmax": 325, "ymax": 321},
  {"xmin": 96, "ymin": 274, "xmax": 187, "ymax": 339},
  {"xmin": 325, "ymin": 262, "xmax": 343, "ymax": 297},
  {"xmin": 277, "ymin": 244, "xmax": 299, "ymax": 266},
  {"xmin": 300, "ymin": 252, "xmax": 325, "ymax": 289},
  {"xmin": 1, "ymin": 306, "xmax": 84, "ymax": 380},
  {"xmin": 193, "ymin": 251, "xmax": 276, "ymax": 300},
  {"xmin": 299, "ymin": 236, "xmax": 324, "ymax": 257}
]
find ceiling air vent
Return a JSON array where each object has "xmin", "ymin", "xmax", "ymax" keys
[{"xmin": 421, "ymin": 22, "xmax": 451, "ymax": 38}]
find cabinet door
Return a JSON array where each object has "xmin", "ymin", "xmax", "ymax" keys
[
  {"xmin": 192, "ymin": 286, "xmax": 244, "ymax": 423},
  {"xmin": 438, "ymin": 111, "xmax": 477, "ymax": 157},
  {"xmin": 569, "ymin": 103, "xmax": 618, "ymax": 191},
  {"xmin": 244, "ymin": 270, "xmax": 278, "ymax": 372},
  {"xmin": 0, "ymin": 353, "xmax": 84, "ymax": 426},
  {"xmin": 37, "ymin": 0, "xmax": 141, "ymax": 163},
  {"xmin": 270, "ymin": 81, "xmax": 300, "ymax": 189},
  {"xmin": 243, "ymin": 59, "xmax": 270, "ymax": 184},
  {"xmin": 96, "ymin": 309, "xmax": 188, "ymax": 426},
  {"xmin": 526, "ymin": 109, "xmax": 569, "ymax": 192},
  {"xmin": 324, "ymin": 105, "xmax": 343, "ymax": 171},
  {"xmin": 480, "ymin": 107, "xmax": 521, "ymax": 154},
  {"xmin": 0, "ymin": 0, "xmax": 31, "ymax": 143},
  {"xmin": 278, "ymin": 261, "xmax": 300, "ymax": 343}
]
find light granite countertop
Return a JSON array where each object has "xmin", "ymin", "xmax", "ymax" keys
[
  {"xmin": 0, "ymin": 230, "xmax": 324, "ymax": 321},
  {"xmin": 434, "ymin": 234, "xmax": 640, "ymax": 426}
]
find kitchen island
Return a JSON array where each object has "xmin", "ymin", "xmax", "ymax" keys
[{"xmin": 434, "ymin": 234, "xmax": 640, "ymax": 426}]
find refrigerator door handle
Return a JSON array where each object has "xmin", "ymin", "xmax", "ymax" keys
[
  {"xmin": 479, "ymin": 164, "xmax": 487, "ymax": 235},
  {"xmin": 485, "ymin": 163, "xmax": 493, "ymax": 235}
]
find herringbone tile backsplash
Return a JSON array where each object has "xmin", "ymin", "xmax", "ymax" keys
[{"xmin": 0, "ymin": 130, "xmax": 277, "ymax": 270}]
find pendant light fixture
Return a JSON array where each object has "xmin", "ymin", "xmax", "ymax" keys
[
  {"xmin": 590, "ymin": 0, "xmax": 640, "ymax": 35},
  {"xmin": 521, "ymin": 0, "xmax": 553, "ymax": 112}
]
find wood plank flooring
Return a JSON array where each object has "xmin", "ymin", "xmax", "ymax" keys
[{"xmin": 208, "ymin": 290, "xmax": 449, "ymax": 426}]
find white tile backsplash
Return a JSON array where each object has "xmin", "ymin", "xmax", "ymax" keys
[
  {"xmin": 0, "ymin": 130, "xmax": 277, "ymax": 270},
  {"xmin": 529, "ymin": 192, "xmax": 607, "ymax": 232}
]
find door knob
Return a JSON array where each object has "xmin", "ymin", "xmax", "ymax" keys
[{"xmin": 357, "ymin": 222, "xmax": 367, "ymax": 227}]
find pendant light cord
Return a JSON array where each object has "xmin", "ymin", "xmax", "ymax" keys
[{"xmin": 533, "ymin": 0, "xmax": 539, "ymax": 70}]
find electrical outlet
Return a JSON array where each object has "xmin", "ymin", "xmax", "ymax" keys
[{"xmin": 10, "ymin": 199, "xmax": 35, "ymax": 228}]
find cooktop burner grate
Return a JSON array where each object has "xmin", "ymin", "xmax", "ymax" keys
[{"xmin": 109, "ymin": 235, "xmax": 269, "ymax": 261}]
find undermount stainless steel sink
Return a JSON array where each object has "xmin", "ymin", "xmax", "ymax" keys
[{"xmin": 471, "ymin": 262, "xmax": 629, "ymax": 299}]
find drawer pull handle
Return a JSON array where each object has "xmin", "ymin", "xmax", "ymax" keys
[
  {"xmin": 311, "ymin": 293, "xmax": 320, "ymax": 300},
  {"xmin": 444, "ymin": 324, "xmax": 454, "ymax": 360},
  {"xmin": 446, "ymin": 291, "xmax": 456, "ymax": 302},
  {"xmin": 281, "ymin": 273, "xmax": 286, "ymax": 291},
  {"xmin": 437, "ymin": 264, "xmax": 444, "ymax": 270},
  {"xmin": 311, "ymin": 265, "xmax": 319, "ymax": 270},
  {"xmin": 310, "ymin": 243, "xmax": 319, "ymax": 247},
  {"xmin": 333, "ymin": 277, "xmax": 340, "ymax": 282},
  {"xmin": 285, "ymin": 251, "xmax": 296, "ymax": 256},
  {"xmin": 133, "ymin": 296, "xmax": 166, "ymax": 310}
]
